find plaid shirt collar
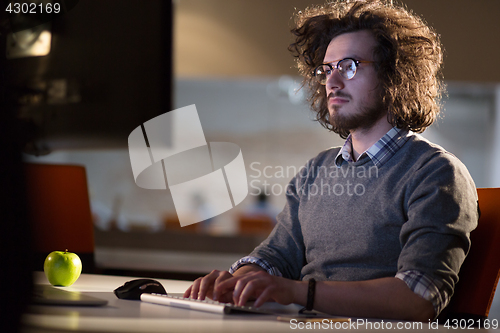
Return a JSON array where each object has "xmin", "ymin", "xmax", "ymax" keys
[{"xmin": 335, "ymin": 127, "xmax": 411, "ymax": 168}]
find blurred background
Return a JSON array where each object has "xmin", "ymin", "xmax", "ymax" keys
[{"xmin": 2, "ymin": 0, "xmax": 499, "ymax": 321}]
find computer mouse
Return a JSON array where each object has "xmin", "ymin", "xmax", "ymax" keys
[{"xmin": 114, "ymin": 279, "xmax": 167, "ymax": 300}]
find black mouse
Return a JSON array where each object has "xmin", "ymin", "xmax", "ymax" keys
[{"xmin": 114, "ymin": 279, "xmax": 167, "ymax": 300}]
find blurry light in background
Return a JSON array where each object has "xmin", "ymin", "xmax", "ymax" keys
[
  {"xmin": 6, "ymin": 24, "xmax": 51, "ymax": 59},
  {"xmin": 266, "ymin": 76, "xmax": 305, "ymax": 105}
]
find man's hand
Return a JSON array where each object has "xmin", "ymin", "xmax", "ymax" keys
[
  {"xmin": 183, "ymin": 269, "xmax": 234, "ymax": 303},
  {"xmin": 216, "ymin": 270, "xmax": 303, "ymax": 307},
  {"xmin": 183, "ymin": 264, "xmax": 269, "ymax": 303}
]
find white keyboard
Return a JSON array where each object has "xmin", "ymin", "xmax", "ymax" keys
[{"xmin": 140, "ymin": 293, "xmax": 274, "ymax": 315}]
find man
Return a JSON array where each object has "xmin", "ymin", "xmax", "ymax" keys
[{"xmin": 184, "ymin": 0, "xmax": 478, "ymax": 321}]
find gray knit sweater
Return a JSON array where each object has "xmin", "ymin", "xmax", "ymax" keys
[{"xmin": 249, "ymin": 134, "xmax": 478, "ymax": 297}]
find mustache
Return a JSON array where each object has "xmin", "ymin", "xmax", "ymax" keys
[{"xmin": 328, "ymin": 92, "xmax": 352, "ymax": 99}]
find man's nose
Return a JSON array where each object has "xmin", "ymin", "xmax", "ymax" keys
[{"xmin": 325, "ymin": 70, "xmax": 345, "ymax": 92}]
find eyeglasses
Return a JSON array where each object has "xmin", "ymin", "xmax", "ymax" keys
[{"xmin": 313, "ymin": 58, "xmax": 374, "ymax": 85}]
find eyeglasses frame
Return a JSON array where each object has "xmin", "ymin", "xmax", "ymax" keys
[{"xmin": 313, "ymin": 58, "xmax": 375, "ymax": 84}]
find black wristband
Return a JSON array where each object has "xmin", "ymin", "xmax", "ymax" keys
[{"xmin": 305, "ymin": 278, "xmax": 316, "ymax": 311}]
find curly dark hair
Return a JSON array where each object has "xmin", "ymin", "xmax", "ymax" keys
[{"xmin": 289, "ymin": 0, "xmax": 444, "ymax": 138}]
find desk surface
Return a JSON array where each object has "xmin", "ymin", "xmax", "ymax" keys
[{"xmin": 23, "ymin": 272, "xmax": 499, "ymax": 333}]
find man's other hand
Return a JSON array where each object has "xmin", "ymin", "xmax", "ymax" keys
[
  {"xmin": 183, "ymin": 269, "xmax": 234, "ymax": 303},
  {"xmin": 183, "ymin": 269, "xmax": 300, "ymax": 308},
  {"xmin": 183, "ymin": 264, "xmax": 269, "ymax": 303},
  {"xmin": 216, "ymin": 270, "xmax": 301, "ymax": 308}
]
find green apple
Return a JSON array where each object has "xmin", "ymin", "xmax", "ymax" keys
[{"xmin": 44, "ymin": 250, "xmax": 82, "ymax": 287}]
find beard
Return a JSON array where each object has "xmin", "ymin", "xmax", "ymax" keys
[{"xmin": 328, "ymin": 92, "xmax": 386, "ymax": 134}]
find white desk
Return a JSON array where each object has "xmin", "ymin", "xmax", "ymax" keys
[{"xmin": 23, "ymin": 272, "xmax": 498, "ymax": 333}]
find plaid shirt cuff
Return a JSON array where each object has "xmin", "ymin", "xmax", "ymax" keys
[
  {"xmin": 395, "ymin": 270, "xmax": 450, "ymax": 318},
  {"xmin": 229, "ymin": 256, "xmax": 283, "ymax": 277}
]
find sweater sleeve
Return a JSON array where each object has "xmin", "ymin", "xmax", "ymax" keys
[
  {"xmin": 398, "ymin": 151, "xmax": 479, "ymax": 302},
  {"xmin": 246, "ymin": 159, "xmax": 314, "ymax": 280}
]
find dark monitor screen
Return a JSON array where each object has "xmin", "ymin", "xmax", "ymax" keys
[{"xmin": 4, "ymin": 0, "xmax": 172, "ymax": 153}]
